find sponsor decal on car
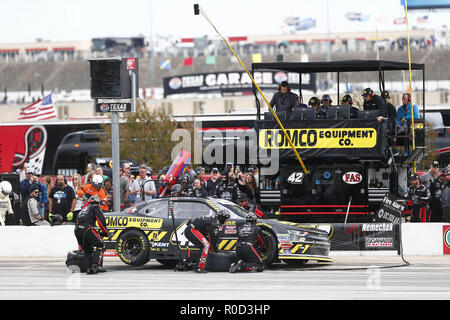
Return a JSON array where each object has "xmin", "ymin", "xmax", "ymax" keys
[{"xmin": 105, "ymin": 216, "xmax": 163, "ymax": 228}]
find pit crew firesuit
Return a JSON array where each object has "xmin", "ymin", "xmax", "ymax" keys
[
  {"xmin": 407, "ymin": 181, "xmax": 431, "ymax": 222},
  {"xmin": 74, "ymin": 198, "xmax": 109, "ymax": 274},
  {"xmin": 77, "ymin": 184, "xmax": 109, "ymax": 211},
  {"xmin": 184, "ymin": 211, "xmax": 229, "ymax": 272},
  {"xmin": 231, "ymin": 215, "xmax": 264, "ymax": 273}
]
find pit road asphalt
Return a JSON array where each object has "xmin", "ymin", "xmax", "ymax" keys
[{"xmin": 0, "ymin": 255, "xmax": 449, "ymax": 300}]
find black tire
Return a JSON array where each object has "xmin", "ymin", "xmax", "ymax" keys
[
  {"xmin": 206, "ymin": 252, "xmax": 238, "ymax": 272},
  {"xmin": 256, "ymin": 229, "xmax": 277, "ymax": 267},
  {"xmin": 282, "ymin": 259, "xmax": 308, "ymax": 268},
  {"xmin": 117, "ymin": 229, "xmax": 150, "ymax": 266}
]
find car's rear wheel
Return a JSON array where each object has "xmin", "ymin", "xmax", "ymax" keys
[
  {"xmin": 117, "ymin": 229, "xmax": 150, "ymax": 266},
  {"xmin": 256, "ymin": 229, "xmax": 277, "ymax": 267}
]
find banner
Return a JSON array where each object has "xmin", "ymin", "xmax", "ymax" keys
[
  {"xmin": 256, "ymin": 119, "xmax": 387, "ymax": 162},
  {"xmin": 163, "ymin": 71, "xmax": 316, "ymax": 97},
  {"xmin": 375, "ymin": 193, "xmax": 406, "ymax": 223}
]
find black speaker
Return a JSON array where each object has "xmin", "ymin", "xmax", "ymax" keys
[
  {"xmin": 89, "ymin": 58, "xmax": 139, "ymax": 99},
  {"xmin": 0, "ymin": 173, "xmax": 20, "ymax": 194}
]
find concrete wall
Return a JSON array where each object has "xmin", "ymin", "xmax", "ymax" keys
[{"xmin": 0, "ymin": 223, "xmax": 448, "ymax": 257}]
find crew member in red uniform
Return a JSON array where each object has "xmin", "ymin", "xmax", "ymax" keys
[{"xmin": 184, "ymin": 210, "xmax": 230, "ymax": 273}]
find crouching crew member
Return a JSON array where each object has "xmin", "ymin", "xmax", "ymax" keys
[
  {"xmin": 229, "ymin": 213, "xmax": 264, "ymax": 273},
  {"xmin": 407, "ymin": 173, "xmax": 431, "ymax": 222},
  {"xmin": 184, "ymin": 210, "xmax": 230, "ymax": 273},
  {"xmin": 74, "ymin": 196, "xmax": 109, "ymax": 274}
]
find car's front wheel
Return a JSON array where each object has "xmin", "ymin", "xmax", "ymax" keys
[
  {"xmin": 256, "ymin": 229, "xmax": 277, "ymax": 267},
  {"xmin": 117, "ymin": 229, "xmax": 150, "ymax": 266}
]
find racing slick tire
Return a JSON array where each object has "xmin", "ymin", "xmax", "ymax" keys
[
  {"xmin": 206, "ymin": 252, "xmax": 238, "ymax": 272},
  {"xmin": 256, "ymin": 229, "xmax": 277, "ymax": 267},
  {"xmin": 117, "ymin": 229, "xmax": 150, "ymax": 266}
]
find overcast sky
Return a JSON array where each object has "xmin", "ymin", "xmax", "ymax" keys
[{"xmin": 0, "ymin": 0, "xmax": 448, "ymax": 43}]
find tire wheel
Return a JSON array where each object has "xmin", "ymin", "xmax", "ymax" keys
[
  {"xmin": 117, "ymin": 229, "xmax": 150, "ymax": 266},
  {"xmin": 282, "ymin": 259, "xmax": 308, "ymax": 268},
  {"xmin": 256, "ymin": 229, "xmax": 277, "ymax": 267}
]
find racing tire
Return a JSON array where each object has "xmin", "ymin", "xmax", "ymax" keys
[
  {"xmin": 257, "ymin": 229, "xmax": 277, "ymax": 267},
  {"xmin": 117, "ymin": 229, "xmax": 150, "ymax": 266},
  {"xmin": 206, "ymin": 252, "xmax": 238, "ymax": 272}
]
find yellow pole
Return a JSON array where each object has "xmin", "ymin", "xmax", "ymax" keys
[
  {"xmin": 404, "ymin": 0, "xmax": 416, "ymax": 172},
  {"xmin": 196, "ymin": 6, "xmax": 309, "ymax": 175}
]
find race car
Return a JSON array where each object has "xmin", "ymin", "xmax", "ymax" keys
[{"xmin": 101, "ymin": 197, "xmax": 332, "ymax": 267}]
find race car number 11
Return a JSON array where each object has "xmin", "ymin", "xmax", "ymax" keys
[{"xmin": 287, "ymin": 172, "xmax": 304, "ymax": 184}]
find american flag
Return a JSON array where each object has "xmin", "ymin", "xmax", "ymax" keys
[{"xmin": 18, "ymin": 92, "xmax": 57, "ymax": 121}]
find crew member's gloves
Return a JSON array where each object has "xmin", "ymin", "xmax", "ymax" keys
[
  {"xmin": 48, "ymin": 213, "xmax": 53, "ymax": 222},
  {"xmin": 66, "ymin": 211, "xmax": 74, "ymax": 221}
]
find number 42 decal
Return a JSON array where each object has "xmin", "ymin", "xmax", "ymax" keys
[{"xmin": 287, "ymin": 172, "xmax": 304, "ymax": 184}]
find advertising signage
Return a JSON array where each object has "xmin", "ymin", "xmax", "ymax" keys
[
  {"xmin": 163, "ymin": 71, "xmax": 316, "ymax": 97},
  {"xmin": 400, "ymin": 0, "xmax": 450, "ymax": 9}
]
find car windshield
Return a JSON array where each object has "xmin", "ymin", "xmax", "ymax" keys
[{"xmin": 208, "ymin": 198, "xmax": 248, "ymax": 220}]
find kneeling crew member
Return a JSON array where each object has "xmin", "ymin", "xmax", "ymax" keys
[
  {"xmin": 185, "ymin": 210, "xmax": 230, "ymax": 273},
  {"xmin": 74, "ymin": 196, "xmax": 109, "ymax": 274},
  {"xmin": 229, "ymin": 213, "xmax": 264, "ymax": 273}
]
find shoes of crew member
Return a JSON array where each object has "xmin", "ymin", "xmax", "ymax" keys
[
  {"xmin": 194, "ymin": 268, "xmax": 208, "ymax": 273},
  {"xmin": 86, "ymin": 268, "xmax": 98, "ymax": 275},
  {"xmin": 229, "ymin": 260, "xmax": 243, "ymax": 273},
  {"xmin": 95, "ymin": 266, "xmax": 107, "ymax": 273}
]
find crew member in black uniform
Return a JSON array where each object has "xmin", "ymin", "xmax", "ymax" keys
[
  {"xmin": 269, "ymin": 81, "xmax": 300, "ymax": 114},
  {"xmin": 229, "ymin": 214, "xmax": 264, "ymax": 273},
  {"xmin": 406, "ymin": 173, "xmax": 431, "ymax": 222},
  {"xmin": 184, "ymin": 210, "xmax": 230, "ymax": 273},
  {"xmin": 74, "ymin": 196, "xmax": 109, "ymax": 274},
  {"xmin": 179, "ymin": 174, "xmax": 194, "ymax": 197},
  {"xmin": 308, "ymin": 96, "xmax": 326, "ymax": 119},
  {"xmin": 216, "ymin": 171, "xmax": 240, "ymax": 203},
  {"xmin": 341, "ymin": 94, "xmax": 360, "ymax": 119},
  {"xmin": 362, "ymin": 88, "xmax": 386, "ymax": 122}
]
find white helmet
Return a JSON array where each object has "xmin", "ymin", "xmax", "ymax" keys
[
  {"xmin": 92, "ymin": 174, "xmax": 103, "ymax": 188},
  {"xmin": 0, "ymin": 181, "xmax": 12, "ymax": 195}
]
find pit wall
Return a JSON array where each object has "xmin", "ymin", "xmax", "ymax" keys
[{"xmin": 0, "ymin": 223, "xmax": 448, "ymax": 257}]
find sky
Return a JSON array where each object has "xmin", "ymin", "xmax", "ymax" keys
[{"xmin": 0, "ymin": 0, "xmax": 448, "ymax": 43}]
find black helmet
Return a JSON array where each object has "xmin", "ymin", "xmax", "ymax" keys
[
  {"xmin": 341, "ymin": 94, "xmax": 353, "ymax": 105},
  {"xmin": 51, "ymin": 214, "xmax": 64, "ymax": 225},
  {"xmin": 179, "ymin": 174, "xmax": 190, "ymax": 186},
  {"xmin": 362, "ymin": 88, "xmax": 374, "ymax": 97},
  {"xmin": 217, "ymin": 210, "xmax": 230, "ymax": 224},
  {"xmin": 170, "ymin": 184, "xmax": 183, "ymax": 196},
  {"xmin": 308, "ymin": 97, "xmax": 320, "ymax": 106}
]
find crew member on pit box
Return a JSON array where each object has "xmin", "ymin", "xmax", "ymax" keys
[
  {"xmin": 406, "ymin": 172, "xmax": 430, "ymax": 222},
  {"xmin": 362, "ymin": 88, "xmax": 386, "ymax": 122},
  {"xmin": 397, "ymin": 92, "xmax": 420, "ymax": 130},
  {"xmin": 308, "ymin": 96, "xmax": 326, "ymax": 119},
  {"xmin": 269, "ymin": 81, "xmax": 300, "ymax": 114},
  {"xmin": 77, "ymin": 174, "xmax": 109, "ymax": 212},
  {"xmin": 184, "ymin": 210, "xmax": 230, "ymax": 273},
  {"xmin": 341, "ymin": 94, "xmax": 360, "ymax": 119},
  {"xmin": 49, "ymin": 175, "xmax": 76, "ymax": 223},
  {"xmin": 0, "ymin": 181, "xmax": 14, "ymax": 226},
  {"xmin": 320, "ymin": 94, "xmax": 333, "ymax": 116},
  {"xmin": 74, "ymin": 196, "xmax": 109, "ymax": 275},
  {"xmin": 421, "ymin": 161, "xmax": 443, "ymax": 222},
  {"xmin": 229, "ymin": 213, "xmax": 264, "ymax": 273}
]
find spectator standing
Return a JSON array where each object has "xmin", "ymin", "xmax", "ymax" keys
[
  {"xmin": 34, "ymin": 174, "xmax": 47, "ymax": 219},
  {"xmin": 84, "ymin": 163, "xmax": 95, "ymax": 183},
  {"xmin": 120, "ymin": 167, "xmax": 130, "ymax": 208},
  {"xmin": 237, "ymin": 172, "xmax": 260, "ymax": 206},
  {"xmin": 204, "ymin": 168, "xmax": 222, "ymax": 197},
  {"xmin": 70, "ymin": 173, "xmax": 84, "ymax": 216},
  {"xmin": 49, "ymin": 175, "xmax": 76, "ymax": 222},
  {"xmin": 104, "ymin": 178, "xmax": 113, "ymax": 211},
  {"xmin": 407, "ymin": 173, "xmax": 430, "ymax": 222},
  {"xmin": 43, "ymin": 176, "xmax": 53, "ymax": 220},
  {"xmin": 20, "ymin": 168, "xmax": 36, "ymax": 200},
  {"xmin": 192, "ymin": 178, "xmax": 208, "ymax": 198},
  {"xmin": 130, "ymin": 165, "xmax": 156, "ymax": 204},
  {"xmin": 26, "ymin": 185, "xmax": 50, "ymax": 226},
  {"xmin": 95, "ymin": 165, "xmax": 109, "ymax": 183}
]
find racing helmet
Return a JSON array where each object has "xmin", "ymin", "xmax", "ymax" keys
[
  {"xmin": 92, "ymin": 174, "xmax": 103, "ymax": 189},
  {"xmin": 217, "ymin": 210, "xmax": 230, "ymax": 224},
  {"xmin": 51, "ymin": 214, "xmax": 64, "ymax": 225},
  {"xmin": 0, "ymin": 181, "xmax": 12, "ymax": 195},
  {"xmin": 170, "ymin": 184, "xmax": 183, "ymax": 196},
  {"xmin": 179, "ymin": 174, "xmax": 190, "ymax": 186}
]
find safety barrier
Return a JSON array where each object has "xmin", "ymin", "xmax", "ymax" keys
[{"xmin": 0, "ymin": 223, "xmax": 448, "ymax": 257}]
